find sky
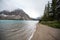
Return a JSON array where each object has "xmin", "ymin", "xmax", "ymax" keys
[{"xmin": 0, "ymin": 0, "xmax": 52, "ymax": 18}]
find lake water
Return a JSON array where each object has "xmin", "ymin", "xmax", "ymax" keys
[{"xmin": 0, "ymin": 20, "xmax": 39, "ymax": 40}]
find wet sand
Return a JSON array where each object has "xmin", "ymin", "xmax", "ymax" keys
[{"xmin": 31, "ymin": 23, "xmax": 60, "ymax": 40}]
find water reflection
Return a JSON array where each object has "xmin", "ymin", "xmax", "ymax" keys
[{"xmin": 0, "ymin": 20, "xmax": 38, "ymax": 40}]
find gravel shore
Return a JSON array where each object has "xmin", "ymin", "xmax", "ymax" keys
[{"xmin": 31, "ymin": 23, "xmax": 60, "ymax": 40}]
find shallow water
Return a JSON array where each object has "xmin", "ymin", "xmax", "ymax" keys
[{"xmin": 0, "ymin": 20, "xmax": 38, "ymax": 40}]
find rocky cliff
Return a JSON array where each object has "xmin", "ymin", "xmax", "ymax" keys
[{"xmin": 0, "ymin": 9, "xmax": 31, "ymax": 20}]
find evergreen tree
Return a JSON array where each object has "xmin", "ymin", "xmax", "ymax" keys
[{"xmin": 52, "ymin": 0, "xmax": 56, "ymax": 20}]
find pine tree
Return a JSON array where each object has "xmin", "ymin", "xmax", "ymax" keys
[{"xmin": 52, "ymin": 0, "xmax": 56, "ymax": 20}]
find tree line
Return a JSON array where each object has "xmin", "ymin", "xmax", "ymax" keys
[{"xmin": 41, "ymin": 0, "xmax": 60, "ymax": 21}]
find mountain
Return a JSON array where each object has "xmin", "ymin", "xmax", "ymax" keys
[
  {"xmin": 0, "ymin": 10, "xmax": 10, "ymax": 15},
  {"xmin": 0, "ymin": 9, "xmax": 31, "ymax": 20},
  {"xmin": 31, "ymin": 17, "xmax": 40, "ymax": 20}
]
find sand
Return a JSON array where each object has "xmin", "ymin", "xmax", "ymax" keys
[{"xmin": 31, "ymin": 23, "xmax": 60, "ymax": 40}]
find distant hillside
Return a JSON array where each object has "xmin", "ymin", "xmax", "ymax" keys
[{"xmin": 0, "ymin": 9, "xmax": 31, "ymax": 20}]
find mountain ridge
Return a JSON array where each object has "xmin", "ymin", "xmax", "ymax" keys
[{"xmin": 0, "ymin": 9, "xmax": 31, "ymax": 20}]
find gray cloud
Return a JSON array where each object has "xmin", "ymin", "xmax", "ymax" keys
[{"xmin": 0, "ymin": 0, "xmax": 51, "ymax": 18}]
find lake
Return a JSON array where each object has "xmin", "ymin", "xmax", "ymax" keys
[{"xmin": 0, "ymin": 20, "xmax": 39, "ymax": 40}]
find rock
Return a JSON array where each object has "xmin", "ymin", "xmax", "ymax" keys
[{"xmin": 0, "ymin": 9, "xmax": 31, "ymax": 20}]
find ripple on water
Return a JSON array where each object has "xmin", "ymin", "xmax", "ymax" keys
[{"xmin": 0, "ymin": 20, "xmax": 38, "ymax": 40}]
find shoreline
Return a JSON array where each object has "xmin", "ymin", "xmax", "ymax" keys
[
  {"xmin": 29, "ymin": 25, "xmax": 37, "ymax": 40},
  {"xmin": 31, "ymin": 23, "xmax": 60, "ymax": 40}
]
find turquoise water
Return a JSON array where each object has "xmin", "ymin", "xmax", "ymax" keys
[
  {"xmin": 0, "ymin": 20, "xmax": 38, "ymax": 23},
  {"xmin": 0, "ymin": 20, "xmax": 38, "ymax": 40}
]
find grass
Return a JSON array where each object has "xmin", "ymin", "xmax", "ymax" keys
[{"xmin": 40, "ymin": 21, "xmax": 60, "ymax": 29}]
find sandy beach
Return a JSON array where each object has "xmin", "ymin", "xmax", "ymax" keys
[{"xmin": 31, "ymin": 23, "xmax": 60, "ymax": 40}]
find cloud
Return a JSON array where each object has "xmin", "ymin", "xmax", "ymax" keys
[{"xmin": 0, "ymin": 0, "xmax": 51, "ymax": 18}]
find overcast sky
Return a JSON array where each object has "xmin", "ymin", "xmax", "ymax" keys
[{"xmin": 0, "ymin": 0, "xmax": 52, "ymax": 18}]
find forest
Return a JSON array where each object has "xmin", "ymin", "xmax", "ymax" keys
[{"xmin": 40, "ymin": 0, "xmax": 60, "ymax": 28}]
